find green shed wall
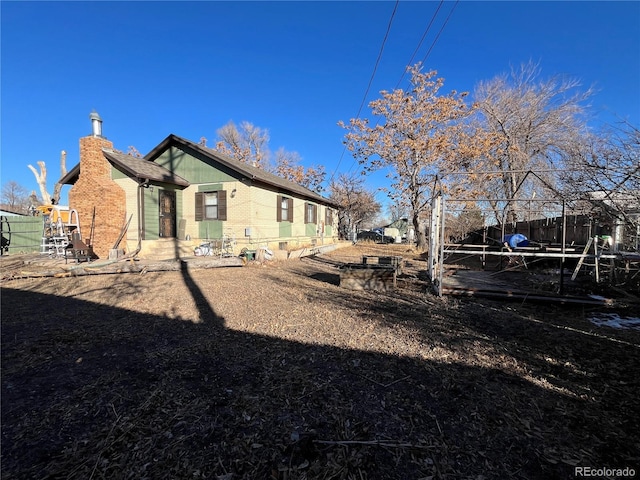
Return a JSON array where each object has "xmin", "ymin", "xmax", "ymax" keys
[{"xmin": 1, "ymin": 216, "xmax": 43, "ymax": 254}]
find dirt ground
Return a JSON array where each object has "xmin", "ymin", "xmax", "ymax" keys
[{"xmin": 2, "ymin": 243, "xmax": 639, "ymax": 479}]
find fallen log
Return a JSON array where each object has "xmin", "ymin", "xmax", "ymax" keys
[{"xmin": 2, "ymin": 256, "xmax": 244, "ymax": 280}]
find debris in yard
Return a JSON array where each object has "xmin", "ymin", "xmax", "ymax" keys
[
  {"xmin": 2, "ymin": 243, "xmax": 639, "ymax": 479},
  {"xmin": 589, "ymin": 312, "xmax": 640, "ymax": 331}
]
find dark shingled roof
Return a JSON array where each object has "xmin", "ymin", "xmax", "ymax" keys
[
  {"xmin": 58, "ymin": 150, "xmax": 189, "ymax": 187},
  {"xmin": 103, "ymin": 150, "xmax": 190, "ymax": 186},
  {"xmin": 60, "ymin": 134, "xmax": 337, "ymax": 208},
  {"xmin": 145, "ymin": 134, "xmax": 338, "ymax": 207}
]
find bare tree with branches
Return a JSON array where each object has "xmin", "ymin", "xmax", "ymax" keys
[
  {"xmin": 1, "ymin": 181, "xmax": 31, "ymax": 213},
  {"xmin": 272, "ymin": 148, "xmax": 326, "ymax": 193},
  {"xmin": 329, "ymin": 173, "xmax": 381, "ymax": 240},
  {"xmin": 562, "ymin": 121, "xmax": 640, "ymax": 249},
  {"xmin": 214, "ymin": 120, "xmax": 326, "ymax": 191},
  {"xmin": 339, "ymin": 64, "xmax": 474, "ymax": 249},
  {"xmin": 215, "ymin": 121, "xmax": 270, "ymax": 169},
  {"xmin": 472, "ymin": 62, "xmax": 592, "ymax": 223}
]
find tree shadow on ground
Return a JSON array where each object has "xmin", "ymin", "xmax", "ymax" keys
[
  {"xmin": 2, "ymin": 260, "xmax": 639, "ymax": 479},
  {"xmin": 278, "ymin": 256, "xmax": 640, "ymax": 475},
  {"xmin": 308, "ymin": 271, "xmax": 340, "ymax": 286}
]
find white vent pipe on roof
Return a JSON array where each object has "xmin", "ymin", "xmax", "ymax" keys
[{"xmin": 89, "ymin": 110, "xmax": 103, "ymax": 137}]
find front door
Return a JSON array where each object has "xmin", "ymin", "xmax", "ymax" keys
[{"xmin": 159, "ymin": 190, "xmax": 176, "ymax": 238}]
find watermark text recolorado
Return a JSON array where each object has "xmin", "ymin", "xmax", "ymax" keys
[{"xmin": 575, "ymin": 467, "xmax": 636, "ymax": 477}]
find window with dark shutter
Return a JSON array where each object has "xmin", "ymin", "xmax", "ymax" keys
[
  {"xmin": 195, "ymin": 192, "xmax": 204, "ymax": 221},
  {"xmin": 305, "ymin": 203, "xmax": 317, "ymax": 224},
  {"xmin": 277, "ymin": 195, "xmax": 283, "ymax": 222},
  {"xmin": 278, "ymin": 196, "xmax": 293, "ymax": 222},
  {"xmin": 196, "ymin": 190, "xmax": 227, "ymax": 221},
  {"xmin": 217, "ymin": 190, "xmax": 227, "ymax": 221},
  {"xmin": 325, "ymin": 208, "xmax": 333, "ymax": 225}
]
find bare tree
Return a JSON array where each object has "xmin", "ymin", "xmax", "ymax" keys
[
  {"xmin": 329, "ymin": 173, "xmax": 381, "ymax": 240},
  {"xmin": 446, "ymin": 202, "xmax": 484, "ymax": 243},
  {"xmin": 27, "ymin": 150, "xmax": 67, "ymax": 205},
  {"xmin": 126, "ymin": 146, "xmax": 143, "ymax": 158},
  {"xmin": 1, "ymin": 181, "xmax": 31, "ymax": 213},
  {"xmin": 272, "ymin": 148, "xmax": 326, "ymax": 192},
  {"xmin": 339, "ymin": 64, "xmax": 474, "ymax": 249},
  {"xmin": 387, "ymin": 202, "xmax": 408, "ymax": 223},
  {"xmin": 472, "ymin": 62, "xmax": 592, "ymax": 223},
  {"xmin": 27, "ymin": 161, "xmax": 52, "ymax": 205},
  {"xmin": 214, "ymin": 121, "xmax": 326, "ymax": 191},
  {"xmin": 215, "ymin": 121, "xmax": 270, "ymax": 168},
  {"xmin": 562, "ymin": 121, "xmax": 640, "ymax": 248}
]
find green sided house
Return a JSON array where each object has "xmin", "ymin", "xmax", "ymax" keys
[{"xmin": 60, "ymin": 113, "xmax": 339, "ymax": 260}]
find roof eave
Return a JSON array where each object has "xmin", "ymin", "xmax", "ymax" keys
[
  {"xmin": 58, "ymin": 164, "xmax": 80, "ymax": 185},
  {"xmin": 104, "ymin": 150, "xmax": 190, "ymax": 187},
  {"xmin": 148, "ymin": 134, "xmax": 338, "ymax": 206}
]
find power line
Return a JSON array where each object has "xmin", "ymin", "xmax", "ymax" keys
[
  {"xmin": 341, "ymin": 1, "xmax": 458, "ymax": 180},
  {"xmin": 394, "ymin": 0, "xmax": 445, "ymax": 90},
  {"xmin": 354, "ymin": 1, "xmax": 400, "ymax": 124},
  {"xmin": 420, "ymin": 0, "xmax": 459, "ymax": 65},
  {"xmin": 328, "ymin": 0, "xmax": 399, "ymax": 186},
  {"xmin": 328, "ymin": 1, "xmax": 459, "ymax": 192},
  {"xmin": 343, "ymin": 0, "xmax": 448, "ymax": 181},
  {"xmin": 349, "ymin": 1, "xmax": 447, "ymax": 169}
]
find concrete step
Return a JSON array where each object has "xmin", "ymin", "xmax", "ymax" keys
[{"xmin": 139, "ymin": 239, "xmax": 197, "ymax": 260}]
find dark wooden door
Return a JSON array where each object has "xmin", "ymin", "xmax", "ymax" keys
[{"xmin": 159, "ymin": 190, "xmax": 176, "ymax": 238}]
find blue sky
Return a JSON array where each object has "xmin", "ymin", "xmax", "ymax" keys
[{"xmin": 2, "ymin": 1, "xmax": 639, "ymax": 211}]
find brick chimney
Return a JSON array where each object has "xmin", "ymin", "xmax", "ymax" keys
[{"xmin": 68, "ymin": 112, "xmax": 127, "ymax": 259}]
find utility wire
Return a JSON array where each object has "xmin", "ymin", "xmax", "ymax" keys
[
  {"xmin": 328, "ymin": 0, "xmax": 459, "ymax": 194},
  {"xmin": 353, "ymin": 1, "xmax": 399, "ymax": 131},
  {"xmin": 420, "ymin": 0, "xmax": 459, "ymax": 65},
  {"xmin": 342, "ymin": 0, "xmax": 457, "ymax": 179},
  {"xmin": 343, "ymin": 0, "xmax": 446, "ymax": 180},
  {"xmin": 328, "ymin": 0, "xmax": 399, "ymax": 186},
  {"xmin": 394, "ymin": 0, "xmax": 445, "ymax": 90}
]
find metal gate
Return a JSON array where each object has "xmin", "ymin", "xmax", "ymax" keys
[{"xmin": 427, "ymin": 193, "xmax": 445, "ymax": 296}]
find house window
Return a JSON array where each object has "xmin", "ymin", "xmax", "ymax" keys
[
  {"xmin": 277, "ymin": 195, "xmax": 293, "ymax": 222},
  {"xmin": 195, "ymin": 191, "xmax": 227, "ymax": 221},
  {"xmin": 305, "ymin": 203, "xmax": 317, "ymax": 224},
  {"xmin": 205, "ymin": 192, "xmax": 219, "ymax": 219},
  {"xmin": 325, "ymin": 208, "xmax": 333, "ymax": 226}
]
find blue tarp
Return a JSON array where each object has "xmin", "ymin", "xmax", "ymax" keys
[{"xmin": 503, "ymin": 233, "xmax": 529, "ymax": 248}]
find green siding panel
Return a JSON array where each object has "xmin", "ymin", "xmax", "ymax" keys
[
  {"xmin": 306, "ymin": 222, "xmax": 317, "ymax": 236},
  {"xmin": 155, "ymin": 147, "xmax": 237, "ymax": 183},
  {"xmin": 279, "ymin": 221, "xmax": 292, "ymax": 237},
  {"xmin": 175, "ymin": 190, "xmax": 184, "ymax": 238},
  {"xmin": 198, "ymin": 184, "xmax": 223, "ymax": 192},
  {"xmin": 111, "ymin": 165, "xmax": 128, "ymax": 180},
  {"xmin": 142, "ymin": 187, "xmax": 183, "ymax": 240},
  {"xmin": 143, "ymin": 188, "xmax": 160, "ymax": 240},
  {"xmin": 198, "ymin": 221, "xmax": 223, "ymax": 239}
]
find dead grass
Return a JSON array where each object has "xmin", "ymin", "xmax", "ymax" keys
[{"xmin": 2, "ymin": 244, "xmax": 640, "ymax": 479}]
